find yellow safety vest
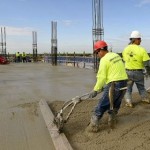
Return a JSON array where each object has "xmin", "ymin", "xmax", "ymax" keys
[
  {"xmin": 94, "ymin": 52, "xmax": 128, "ymax": 91},
  {"xmin": 22, "ymin": 53, "xmax": 26, "ymax": 57},
  {"xmin": 122, "ymin": 44, "xmax": 150, "ymax": 69},
  {"xmin": 16, "ymin": 52, "xmax": 20, "ymax": 57}
]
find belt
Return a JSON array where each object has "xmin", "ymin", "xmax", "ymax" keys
[
  {"xmin": 126, "ymin": 69, "xmax": 143, "ymax": 71},
  {"xmin": 110, "ymin": 80, "xmax": 127, "ymax": 84},
  {"xmin": 114, "ymin": 80, "xmax": 127, "ymax": 82}
]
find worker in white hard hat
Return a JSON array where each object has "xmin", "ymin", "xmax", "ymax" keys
[{"xmin": 122, "ymin": 30, "xmax": 150, "ymax": 108}]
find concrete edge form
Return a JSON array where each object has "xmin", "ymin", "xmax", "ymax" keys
[{"xmin": 39, "ymin": 99, "xmax": 73, "ymax": 150}]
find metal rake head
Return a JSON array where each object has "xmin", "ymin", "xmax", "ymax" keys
[{"xmin": 53, "ymin": 112, "xmax": 65, "ymax": 133}]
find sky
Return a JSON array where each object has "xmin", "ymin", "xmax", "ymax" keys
[{"xmin": 1, "ymin": 0, "xmax": 150, "ymax": 54}]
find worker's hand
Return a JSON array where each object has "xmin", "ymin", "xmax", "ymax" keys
[{"xmin": 89, "ymin": 90, "xmax": 97, "ymax": 98}]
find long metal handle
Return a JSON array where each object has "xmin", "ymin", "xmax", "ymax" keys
[{"xmin": 109, "ymin": 82, "xmax": 114, "ymax": 110}]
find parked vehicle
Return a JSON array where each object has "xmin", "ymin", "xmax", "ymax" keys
[{"xmin": 0, "ymin": 56, "xmax": 10, "ymax": 64}]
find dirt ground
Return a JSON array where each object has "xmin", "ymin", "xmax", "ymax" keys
[{"xmin": 49, "ymin": 89, "xmax": 150, "ymax": 150}]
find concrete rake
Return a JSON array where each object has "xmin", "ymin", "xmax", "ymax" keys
[{"xmin": 53, "ymin": 92, "xmax": 91, "ymax": 133}]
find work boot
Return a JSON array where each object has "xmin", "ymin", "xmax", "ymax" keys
[
  {"xmin": 125, "ymin": 99, "xmax": 133, "ymax": 108},
  {"xmin": 86, "ymin": 115, "xmax": 100, "ymax": 133},
  {"xmin": 141, "ymin": 98, "xmax": 150, "ymax": 104},
  {"xmin": 108, "ymin": 112, "xmax": 116, "ymax": 129}
]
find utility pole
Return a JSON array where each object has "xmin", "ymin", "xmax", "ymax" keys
[
  {"xmin": 92, "ymin": 0, "xmax": 104, "ymax": 72},
  {"xmin": 51, "ymin": 21, "xmax": 57, "ymax": 66}
]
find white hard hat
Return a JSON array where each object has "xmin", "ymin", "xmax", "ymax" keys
[{"xmin": 130, "ymin": 31, "xmax": 141, "ymax": 38}]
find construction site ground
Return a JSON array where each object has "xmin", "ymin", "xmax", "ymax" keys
[
  {"xmin": 1, "ymin": 63, "xmax": 150, "ymax": 150},
  {"xmin": 0, "ymin": 63, "xmax": 95, "ymax": 150}
]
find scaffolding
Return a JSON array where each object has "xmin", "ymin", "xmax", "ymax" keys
[
  {"xmin": 92, "ymin": 0, "xmax": 104, "ymax": 72},
  {"xmin": 51, "ymin": 21, "xmax": 57, "ymax": 66},
  {"xmin": 32, "ymin": 31, "xmax": 38, "ymax": 62},
  {"xmin": 0, "ymin": 27, "xmax": 7, "ymax": 57}
]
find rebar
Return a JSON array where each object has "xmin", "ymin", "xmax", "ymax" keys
[
  {"xmin": 32, "ymin": 31, "xmax": 38, "ymax": 62},
  {"xmin": 51, "ymin": 21, "xmax": 57, "ymax": 66},
  {"xmin": 0, "ymin": 27, "xmax": 7, "ymax": 57},
  {"xmin": 92, "ymin": 0, "xmax": 104, "ymax": 72}
]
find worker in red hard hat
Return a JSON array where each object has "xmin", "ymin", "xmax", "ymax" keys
[
  {"xmin": 122, "ymin": 31, "xmax": 150, "ymax": 108},
  {"xmin": 87, "ymin": 40, "xmax": 128, "ymax": 132}
]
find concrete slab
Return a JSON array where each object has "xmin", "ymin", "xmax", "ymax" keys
[
  {"xmin": 0, "ymin": 63, "xmax": 149, "ymax": 150},
  {"xmin": 0, "ymin": 63, "xmax": 95, "ymax": 150}
]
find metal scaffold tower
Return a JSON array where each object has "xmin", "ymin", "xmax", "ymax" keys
[
  {"xmin": 32, "ymin": 31, "xmax": 38, "ymax": 62},
  {"xmin": 51, "ymin": 21, "xmax": 57, "ymax": 66},
  {"xmin": 0, "ymin": 27, "xmax": 7, "ymax": 57},
  {"xmin": 92, "ymin": 0, "xmax": 104, "ymax": 72}
]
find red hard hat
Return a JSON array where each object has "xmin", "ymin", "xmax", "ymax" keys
[{"xmin": 94, "ymin": 40, "xmax": 108, "ymax": 52}]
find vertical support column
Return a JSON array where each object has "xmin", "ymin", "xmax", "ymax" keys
[
  {"xmin": 0, "ymin": 27, "xmax": 7, "ymax": 57},
  {"xmin": 92, "ymin": 0, "xmax": 104, "ymax": 72},
  {"xmin": 32, "ymin": 31, "xmax": 38, "ymax": 62},
  {"xmin": 51, "ymin": 21, "xmax": 57, "ymax": 66},
  {"xmin": 4, "ymin": 27, "xmax": 7, "ymax": 58},
  {"xmin": 0, "ymin": 27, "xmax": 4, "ymax": 56}
]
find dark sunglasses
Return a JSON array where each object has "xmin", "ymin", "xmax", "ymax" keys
[
  {"xmin": 95, "ymin": 48, "xmax": 101, "ymax": 54},
  {"xmin": 96, "ymin": 51, "xmax": 100, "ymax": 54}
]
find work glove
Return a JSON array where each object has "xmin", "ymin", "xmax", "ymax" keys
[{"xmin": 89, "ymin": 90, "xmax": 97, "ymax": 98}]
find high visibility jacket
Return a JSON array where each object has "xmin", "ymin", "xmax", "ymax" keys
[
  {"xmin": 16, "ymin": 52, "xmax": 20, "ymax": 57},
  {"xmin": 94, "ymin": 52, "xmax": 128, "ymax": 91},
  {"xmin": 22, "ymin": 53, "xmax": 26, "ymax": 57},
  {"xmin": 122, "ymin": 44, "xmax": 150, "ymax": 69}
]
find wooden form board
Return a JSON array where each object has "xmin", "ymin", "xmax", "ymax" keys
[{"xmin": 39, "ymin": 99, "xmax": 73, "ymax": 150}]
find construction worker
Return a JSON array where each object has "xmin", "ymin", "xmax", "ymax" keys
[
  {"xmin": 122, "ymin": 30, "xmax": 150, "ymax": 107},
  {"xmin": 22, "ymin": 52, "xmax": 27, "ymax": 63},
  {"xmin": 87, "ymin": 40, "xmax": 128, "ymax": 132},
  {"xmin": 15, "ymin": 52, "xmax": 20, "ymax": 63}
]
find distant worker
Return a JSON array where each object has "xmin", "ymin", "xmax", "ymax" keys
[
  {"xmin": 20, "ymin": 52, "xmax": 22, "ymax": 62},
  {"xmin": 87, "ymin": 40, "xmax": 128, "ymax": 132},
  {"xmin": 22, "ymin": 52, "xmax": 27, "ymax": 63},
  {"xmin": 15, "ymin": 52, "xmax": 20, "ymax": 63},
  {"xmin": 122, "ymin": 30, "xmax": 150, "ymax": 108}
]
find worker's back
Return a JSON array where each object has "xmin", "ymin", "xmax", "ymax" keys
[
  {"xmin": 98, "ymin": 52, "xmax": 127, "ymax": 84},
  {"xmin": 122, "ymin": 44, "xmax": 150, "ymax": 69}
]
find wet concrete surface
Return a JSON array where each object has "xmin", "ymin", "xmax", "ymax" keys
[
  {"xmin": 0, "ymin": 63, "xmax": 149, "ymax": 150},
  {"xmin": 0, "ymin": 63, "xmax": 96, "ymax": 150}
]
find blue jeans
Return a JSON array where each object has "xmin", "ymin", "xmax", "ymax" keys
[
  {"xmin": 94, "ymin": 80, "xmax": 127, "ymax": 118},
  {"xmin": 125, "ymin": 70, "xmax": 147, "ymax": 100}
]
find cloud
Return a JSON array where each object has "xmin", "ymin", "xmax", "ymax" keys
[
  {"xmin": 61, "ymin": 19, "xmax": 82, "ymax": 26},
  {"xmin": 0, "ymin": 26, "xmax": 34, "ymax": 36},
  {"xmin": 136, "ymin": 0, "xmax": 150, "ymax": 7},
  {"xmin": 61, "ymin": 20, "xmax": 73, "ymax": 26}
]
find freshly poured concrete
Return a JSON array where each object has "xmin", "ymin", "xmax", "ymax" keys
[
  {"xmin": 0, "ymin": 63, "xmax": 96, "ymax": 150},
  {"xmin": 1, "ymin": 63, "xmax": 150, "ymax": 150}
]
